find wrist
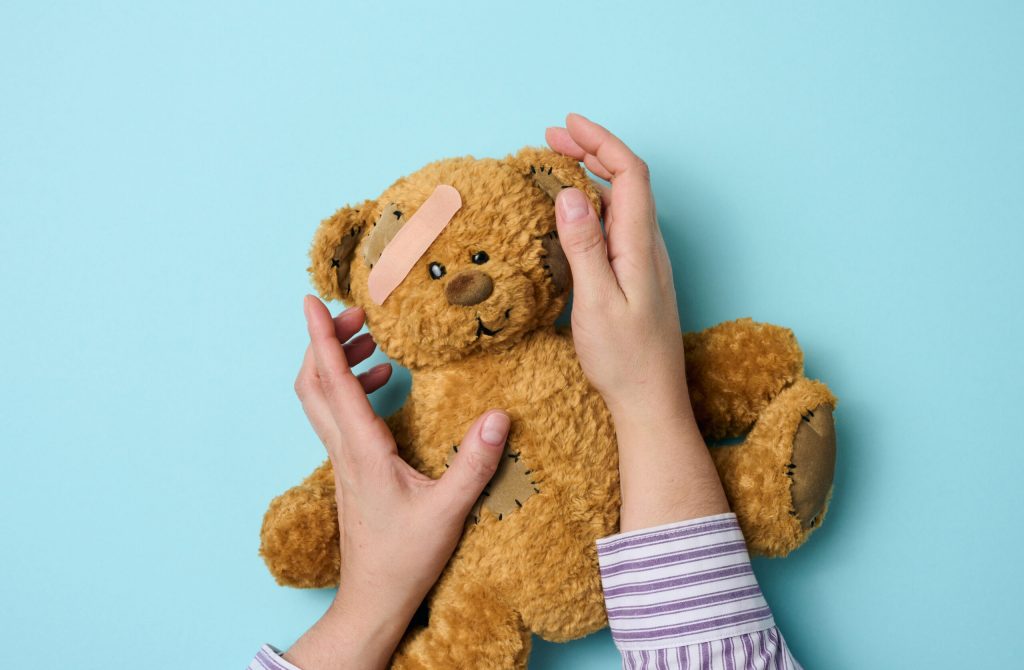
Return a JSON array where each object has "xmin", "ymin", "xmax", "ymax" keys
[
  {"xmin": 330, "ymin": 587, "xmax": 414, "ymax": 662},
  {"xmin": 606, "ymin": 387, "xmax": 697, "ymax": 437},
  {"xmin": 607, "ymin": 394, "xmax": 730, "ymax": 532},
  {"xmin": 284, "ymin": 589, "xmax": 413, "ymax": 670},
  {"xmin": 599, "ymin": 360, "xmax": 691, "ymax": 417}
]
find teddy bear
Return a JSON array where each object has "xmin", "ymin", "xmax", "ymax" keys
[{"xmin": 259, "ymin": 147, "xmax": 837, "ymax": 669}]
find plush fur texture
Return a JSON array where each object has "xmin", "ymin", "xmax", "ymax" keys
[{"xmin": 259, "ymin": 147, "xmax": 838, "ymax": 668}]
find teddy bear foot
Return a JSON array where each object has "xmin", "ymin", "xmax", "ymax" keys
[
  {"xmin": 789, "ymin": 405, "xmax": 836, "ymax": 529},
  {"xmin": 390, "ymin": 577, "xmax": 530, "ymax": 670},
  {"xmin": 710, "ymin": 377, "xmax": 837, "ymax": 557}
]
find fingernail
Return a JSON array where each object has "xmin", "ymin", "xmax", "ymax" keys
[
  {"xmin": 556, "ymin": 188, "xmax": 590, "ymax": 223},
  {"xmin": 481, "ymin": 411, "xmax": 510, "ymax": 446}
]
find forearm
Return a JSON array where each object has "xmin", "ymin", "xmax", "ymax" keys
[
  {"xmin": 608, "ymin": 389, "xmax": 729, "ymax": 532},
  {"xmin": 283, "ymin": 591, "xmax": 411, "ymax": 670}
]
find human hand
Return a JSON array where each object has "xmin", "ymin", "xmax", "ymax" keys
[
  {"xmin": 545, "ymin": 114, "xmax": 689, "ymax": 421},
  {"xmin": 546, "ymin": 114, "xmax": 729, "ymax": 530},
  {"xmin": 284, "ymin": 295, "xmax": 510, "ymax": 670}
]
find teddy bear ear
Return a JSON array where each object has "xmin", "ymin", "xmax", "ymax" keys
[
  {"xmin": 503, "ymin": 146, "xmax": 603, "ymax": 214},
  {"xmin": 308, "ymin": 199, "xmax": 374, "ymax": 304}
]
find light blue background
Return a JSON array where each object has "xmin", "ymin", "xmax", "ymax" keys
[{"xmin": 2, "ymin": 1, "xmax": 1022, "ymax": 667}]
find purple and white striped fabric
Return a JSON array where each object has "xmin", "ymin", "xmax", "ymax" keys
[
  {"xmin": 249, "ymin": 644, "xmax": 300, "ymax": 670},
  {"xmin": 250, "ymin": 512, "xmax": 801, "ymax": 669},
  {"xmin": 597, "ymin": 512, "xmax": 801, "ymax": 669},
  {"xmin": 616, "ymin": 627, "xmax": 800, "ymax": 670}
]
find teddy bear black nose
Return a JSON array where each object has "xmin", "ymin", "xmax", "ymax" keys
[{"xmin": 445, "ymin": 269, "xmax": 493, "ymax": 306}]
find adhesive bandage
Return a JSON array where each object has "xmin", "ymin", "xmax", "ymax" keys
[{"xmin": 366, "ymin": 184, "xmax": 462, "ymax": 305}]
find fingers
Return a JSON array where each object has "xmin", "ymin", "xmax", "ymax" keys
[
  {"xmin": 564, "ymin": 113, "xmax": 651, "ymax": 188},
  {"xmin": 564, "ymin": 113, "xmax": 656, "ymax": 225},
  {"xmin": 303, "ymin": 295, "xmax": 378, "ymax": 432},
  {"xmin": 545, "ymin": 126, "xmax": 613, "ymax": 181},
  {"xmin": 299, "ymin": 328, "xmax": 387, "ymax": 398},
  {"xmin": 344, "ymin": 332, "xmax": 377, "ymax": 368},
  {"xmin": 436, "ymin": 410, "xmax": 510, "ymax": 513},
  {"xmin": 357, "ymin": 362, "xmax": 392, "ymax": 394},
  {"xmin": 583, "ymin": 154, "xmax": 614, "ymax": 182},
  {"xmin": 545, "ymin": 125, "xmax": 584, "ymax": 157},
  {"xmin": 294, "ymin": 343, "xmax": 341, "ymax": 448},
  {"xmin": 554, "ymin": 187, "xmax": 622, "ymax": 306},
  {"xmin": 337, "ymin": 327, "xmax": 390, "ymax": 392},
  {"xmin": 331, "ymin": 305, "xmax": 366, "ymax": 346},
  {"xmin": 546, "ymin": 126, "xmax": 614, "ymax": 223},
  {"xmin": 563, "ymin": 114, "xmax": 663, "ymax": 296}
]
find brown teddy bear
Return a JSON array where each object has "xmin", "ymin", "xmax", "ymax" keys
[{"xmin": 259, "ymin": 147, "xmax": 837, "ymax": 669}]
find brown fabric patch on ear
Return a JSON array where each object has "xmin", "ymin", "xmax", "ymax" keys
[
  {"xmin": 540, "ymin": 231, "xmax": 570, "ymax": 293},
  {"xmin": 332, "ymin": 224, "xmax": 363, "ymax": 295},
  {"xmin": 363, "ymin": 203, "xmax": 404, "ymax": 267},
  {"xmin": 530, "ymin": 165, "xmax": 567, "ymax": 200},
  {"xmin": 445, "ymin": 441, "xmax": 539, "ymax": 524}
]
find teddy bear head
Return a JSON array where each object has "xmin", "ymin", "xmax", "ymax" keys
[{"xmin": 308, "ymin": 147, "xmax": 602, "ymax": 370}]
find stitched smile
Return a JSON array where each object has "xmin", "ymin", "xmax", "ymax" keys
[{"xmin": 475, "ymin": 316, "xmax": 504, "ymax": 338}]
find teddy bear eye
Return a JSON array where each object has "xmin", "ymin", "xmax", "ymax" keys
[
  {"xmin": 428, "ymin": 262, "xmax": 446, "ymax": 279},
  {"xmin": 471, "ymin": 251, "xmax": 489, "ymax": 265}
]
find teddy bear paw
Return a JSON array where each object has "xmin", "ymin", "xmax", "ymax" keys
[{"xmin": 786, "ymin": 405, "xmax": 837, "ymax": 529}]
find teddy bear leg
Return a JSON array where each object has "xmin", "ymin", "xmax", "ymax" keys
[
  {"xmin": 709, "ymin": 378, "xmax": 836, "ymax": 557},
  {"xmin": 391, "ymin": 577, "xmax": 530, "ymax": 670},
  {"xmin": 684, "ymin": 319, "xmax": 805, "ymax": 441},
  {"xmin": 259, "ymin": 460, "xmax": 341, "ymax": 588},
  {"xmin": 506, "ymin": 529, "xmax": 610, "ymax": 643}
]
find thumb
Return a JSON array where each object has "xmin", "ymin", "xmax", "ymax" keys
[
  {"xmin": 554, "ymin": 187, "xmax": 619, "ymax": 305},
  {"xmin": 437, "ymin": 410, "xmax": 510, "ymax": 512}
]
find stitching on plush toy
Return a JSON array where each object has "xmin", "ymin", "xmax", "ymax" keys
[
  {"xmin": 528, "ymin": 164, "xmax": 570, "ymax": 200},
  {"xmin": 445, "ymin": 439, "xmax": 540, "ymax": 524},
  {"xmin": 363, "ymin": 203, "xmax": 403, "ymax": 267},
  {"xmin": 332, "ymin": 224, "xmax": 363, "ymax": 296}
]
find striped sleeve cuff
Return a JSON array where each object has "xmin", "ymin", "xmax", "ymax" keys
[
  {"xmin": 596, "ymin": 512, "xmax": 775, "ymax": 651},
  {"xmin": 249, "ymin": 644, "xmax": 302, "ymax": 670},
  {"xmin": 618, "ymin": 627, "xmax": 802, "ymax": 670}
]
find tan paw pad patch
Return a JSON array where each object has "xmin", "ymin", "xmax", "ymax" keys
[{"xmin": 788, "ymin": 405, "xmax": 837, "ymax": 529}]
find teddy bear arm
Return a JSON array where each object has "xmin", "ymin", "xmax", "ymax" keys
[
  {"xmin": 258, "ymin": 460, "xmax": 340, "ymax": 588},
  {"xmin": 684, "ymin": 318, "xmax": 805, "ymax": 441}
]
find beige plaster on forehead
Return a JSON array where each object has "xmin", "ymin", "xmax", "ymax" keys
[{"xmin": 366, "ymin": 184, "xmax": 462, "ymax": 305}]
